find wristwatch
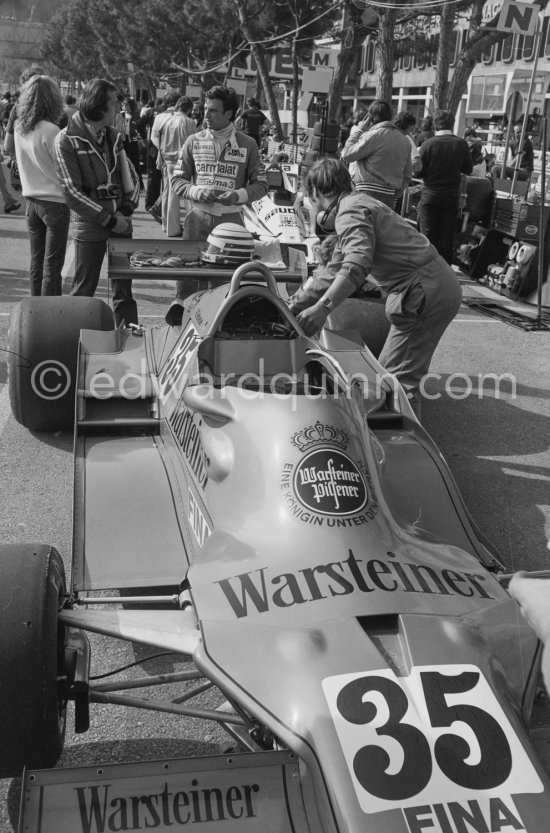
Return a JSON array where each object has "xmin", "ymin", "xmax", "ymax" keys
[{"xmin": 321, "ymin": 297, "xmax": 334, "ymax": 312}]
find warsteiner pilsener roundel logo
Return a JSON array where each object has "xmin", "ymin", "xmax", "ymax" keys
[{"xmin": 293, "ymin": 448, "xmax": 368, "ymax": 516}]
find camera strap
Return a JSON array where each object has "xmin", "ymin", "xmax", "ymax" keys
[{"xmin": 102, "ymin": 130, "xmax": 117, "ymax": 182}]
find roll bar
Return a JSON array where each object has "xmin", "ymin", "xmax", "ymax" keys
[{"xmin": 227, "ymin": 261, "xmax": 279, "ymax": 298}]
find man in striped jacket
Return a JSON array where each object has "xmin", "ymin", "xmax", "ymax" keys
[{"xmin": 55, "ymin": 78, "xmax": 140, "ymax": 326}]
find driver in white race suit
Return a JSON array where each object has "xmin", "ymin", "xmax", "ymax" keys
[{"xmin": 169, "ymin": 85, "xmax": 267, "ymax": 306}]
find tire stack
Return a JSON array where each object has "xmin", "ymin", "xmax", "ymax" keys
[
  {"xmin": 301, "ymin": 120, "xmax": 339, "ymax": 182},
  {"xmin": 311, "ymin": 120, "xmax": 339, "ymax": 156},
  {"xmin": 299, "ymin": 146, "xmax": 319, "ymax": 183}
]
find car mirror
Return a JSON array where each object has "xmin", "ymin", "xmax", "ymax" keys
[{"xmin": 182, "ymin": 385, "xmax": 236, "ymax": 422}]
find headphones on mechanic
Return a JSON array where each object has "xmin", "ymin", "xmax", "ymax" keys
[{"xmin": 316, "ymin": 196, "xmax": 339, "ymax": 234}]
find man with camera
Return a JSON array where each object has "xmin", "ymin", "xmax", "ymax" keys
[{"xmin": 55, "ymin": 78, "xmax": 140, "ymax": 326}]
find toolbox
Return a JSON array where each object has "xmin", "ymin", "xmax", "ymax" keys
[{"xmin": 490, "ymin": 197, "xmax": 549, "ymax": 240}]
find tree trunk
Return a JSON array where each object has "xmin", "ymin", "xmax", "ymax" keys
[
  {"xmin": 329, "ymin": 50, "xmax": 354, "ymax": 123},
  {"xmin": 255, "ymin": 71, "xmax": 262, "ymax": 101},
  {"xmin": 432, "ymin": 3, "xmax": 455, "ymax": 111},
  {"xmin": 375, "ymin": 7, "xmax": 397, "ymax": 105},
  {"xmin": 445, "ymin": 0, "xmax": 484, "ymax": 115},
  {"xmin": 328, "ymin": 0, "xmax": 375, "ymax": 121},
  {"xmin": 234, "ymin": 0, "xmax": 284, "ymax": 139}
]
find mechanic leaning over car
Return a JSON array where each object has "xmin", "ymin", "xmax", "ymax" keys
[
  {"xmin": 169, "ymin": 85, "xmax": 267, "ymax": 306},
  {"xmin": 55, "ymin": 78, "xmax": 140, "ymax": 327},
  {"xmin": 288, "ymin": 157, "xmax": 462, "ymax": 414}
]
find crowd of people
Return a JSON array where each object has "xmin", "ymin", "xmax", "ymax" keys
[
  {"xmin": 0, "ymin": 68, "xmax": 210, "ymax": 322},
  {"xmin": 336, "ymin": 102, "xmax": 534, "ymax": 264}
]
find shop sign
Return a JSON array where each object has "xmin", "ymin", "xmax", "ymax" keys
[{"xmin": 487, "ymin": 0, "xmax": 539, "ymax": 35}]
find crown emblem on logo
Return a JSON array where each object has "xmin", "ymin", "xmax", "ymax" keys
[{"xmin": 291, "ymin": 421, "xmax": 349, "ymax": 453}]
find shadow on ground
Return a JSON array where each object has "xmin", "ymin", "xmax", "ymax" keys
[{"xmin": 422, "ymin": 374, "xmax": 550, "ymax": 567}]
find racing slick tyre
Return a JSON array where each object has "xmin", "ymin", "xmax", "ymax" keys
[
  {"xmin": 328, "ymin": 297, "xmax": 390, "ymax": 358},
  {"xmin": 0, "ymin": 544, "xmax": 67, "ymax": 777},
  {"xmin": 8, "ymin": 296, "xmax": 115, "ymax": 432}
]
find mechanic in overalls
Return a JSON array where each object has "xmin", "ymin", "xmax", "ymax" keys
[
  {"xmin": 168, "ymin": 85, "xmax": 267, "ymax": 309},
  {"xmin": 288, "ymin": 157, "xmax": 462, "ymax": 416},
  {"xmin": 55, "ymin": 78, "xmax": 140, "ymax": 326}
]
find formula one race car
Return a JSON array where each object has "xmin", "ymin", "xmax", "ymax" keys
[{"xmin": 3, "ymin": 262, "xmax": 550, "ymax": 833}]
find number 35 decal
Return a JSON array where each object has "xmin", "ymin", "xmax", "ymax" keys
[{"xmin": 322, "ymin": 665, "xmax": 543, "ymax": 815}]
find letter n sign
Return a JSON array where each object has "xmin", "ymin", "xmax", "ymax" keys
[{"xmin": 496, "ymin": 0, "xmax": 539, "ymax": 35}]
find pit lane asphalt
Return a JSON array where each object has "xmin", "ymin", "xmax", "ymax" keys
[{"xmin": 1, "ymin": 190, "xmax": 550, "ymax": 831}]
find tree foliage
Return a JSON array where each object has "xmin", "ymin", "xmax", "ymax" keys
[
  {"xmin": 39, "ymin": 0, "xmax": 550, "ymax": 129},
  {"xmin": 40, "ymin": 0, "xmax": 243, "ymax": 90},
  {"xmin": 232, "ymin": 0, "xmax": 341, "ymax": 138},
  {"xmin": 40, "ymin": 0, "xmax": 339, "ymax": 132}
]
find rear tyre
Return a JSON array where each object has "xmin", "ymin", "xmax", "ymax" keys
[
  {"xmin": 8, "ymin": 296, "xmax": 115, "ymax": 432},
  {"xmin": 329, "ymin": 297, "xmax": 390, "ymax": 358},
  {"xmin": 0, "ymin": 545, "xmax": 67, "ymax": 777}
]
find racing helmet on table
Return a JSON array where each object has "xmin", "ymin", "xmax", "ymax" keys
[{"xmin": 201, "ymin": 223, "xmax": 255, "ymax": 267}]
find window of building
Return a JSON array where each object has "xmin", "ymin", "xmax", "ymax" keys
[
  {"xmin": 364, "ymin": 39, "xmax": 376, "ymax": 74},
  {"xmin": 468, "ymin": 74, "xmax": 507, "ymax": 113}
]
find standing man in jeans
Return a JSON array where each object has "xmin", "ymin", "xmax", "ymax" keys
[
  {"xmin": 55, "ymin": 78, "xmax": 140, "ymax": 326},
  {"xmin": 417, "ymin": 110, "xmax": 473, "ymax": 264}
]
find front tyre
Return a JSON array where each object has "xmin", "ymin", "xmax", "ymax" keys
[
  {"xmin": 8, "ymin": 296, "xmax": 115, "ymax": 432},
  {"xmin": 0, "ymin": 545, "xmax": 67, "ymax": 777}
]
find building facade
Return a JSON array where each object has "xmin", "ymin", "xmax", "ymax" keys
[{"xmin": 343, "ymin": 2, "xmax": 550, "ymax": 147}]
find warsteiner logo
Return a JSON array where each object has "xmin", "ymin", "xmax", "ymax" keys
[
  {"xmin": 294, "ymin": 448, "xmax": 367, "ymax": 515},
  {"xmin": 282, "ymin": 422, "xmax": 375, "ymax": 526}
]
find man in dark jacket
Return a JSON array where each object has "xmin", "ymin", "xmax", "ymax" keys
[
  {"xmin": 236, "ymin": 98, "xmax": 271, "ymax": 147},
  {"xmin": 418, "ymin": 110, "xmax": 473, "ymax": 264},
  {"xmin": 55, "ymin": 78, "xmax": 140, "ymax": 326},
  {"xmin": 415, "ymin": 115, "xmax": 434, "ymax": 147}
]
